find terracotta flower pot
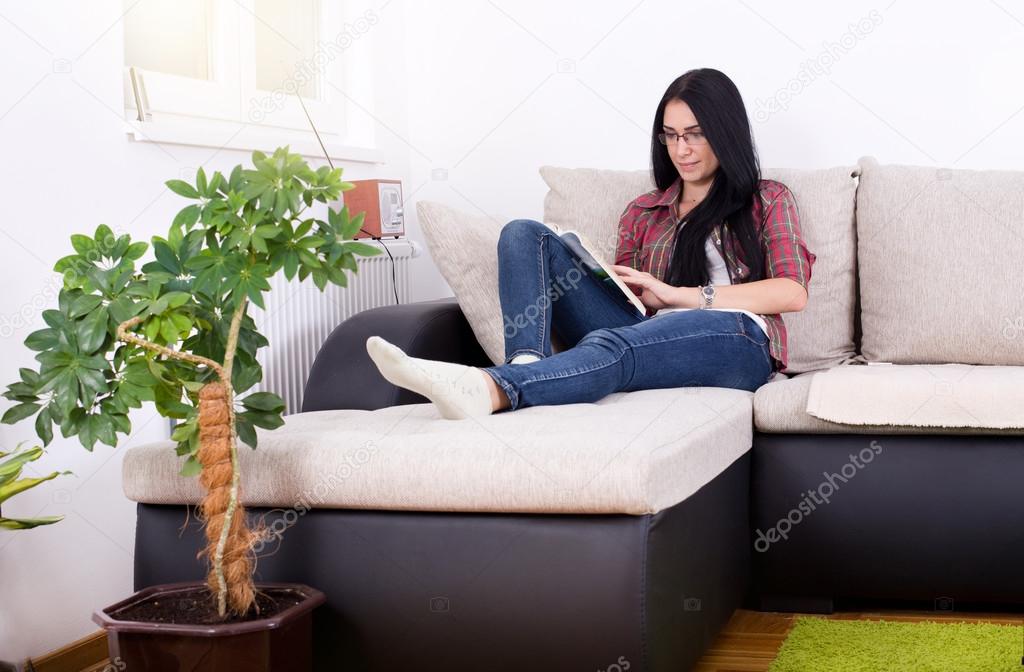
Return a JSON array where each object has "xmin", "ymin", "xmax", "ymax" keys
[{"xmin": 93, "ymin": 582, "xmax": 325, "ymax": 672}]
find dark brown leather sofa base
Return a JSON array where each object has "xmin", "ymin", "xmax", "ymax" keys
[{"xmin": 135, "ymin": 451, "xmax": 750, "ymax": 672}]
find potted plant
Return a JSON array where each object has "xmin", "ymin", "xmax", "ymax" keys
[{"xmin": 1, "ymin": 147, "xmax": 381, "ymax": 671}]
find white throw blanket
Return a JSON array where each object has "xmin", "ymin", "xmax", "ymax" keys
[{"xmin": 805, "ymin": 363, "xmax": 1024, "ymax": 429}]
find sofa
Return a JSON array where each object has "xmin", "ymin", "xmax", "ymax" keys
[{"xmin": 122, "ymin": 157, "xmax": 1024, "ymax": 671}]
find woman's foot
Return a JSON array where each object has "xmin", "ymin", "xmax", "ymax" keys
[{"xmin": 366, "ymin": 336, "xmax": 508, "ymax": 419}]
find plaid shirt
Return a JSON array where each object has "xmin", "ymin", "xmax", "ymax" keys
[{"xmin": 614, "ymin": 178, "xmax": 816, "ymax": 374}]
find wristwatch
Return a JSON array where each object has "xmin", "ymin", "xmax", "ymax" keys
[{"xmin": 697, "ymin": 284, "xmax": 716, "ymax": 309}]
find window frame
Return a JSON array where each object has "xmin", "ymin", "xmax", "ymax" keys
[{"xmin": 122, "ymin": 0, "xmax": 381, "ymax": 162}]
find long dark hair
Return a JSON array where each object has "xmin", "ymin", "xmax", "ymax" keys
[{"xmin": 651, "ymin": 69, "xmax": 764, "ymax": 287}]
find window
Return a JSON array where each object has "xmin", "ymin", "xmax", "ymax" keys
[{"xmin": 123, "ymin": 0, "xmax": 381, "ymax": 159}]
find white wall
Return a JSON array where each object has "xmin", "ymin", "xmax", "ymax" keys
[
  {"xmin": 2, "ymin": 0, "xmax": 1023, "ymax": 661},
  {"xmin": 399, "ymin": 0, "xmax": 1024, "ymax": 228}
]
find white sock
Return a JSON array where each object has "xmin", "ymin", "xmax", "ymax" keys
[
  {"xmin": 510, "ymin": 354, "xmax": 541, "ymax": 365},
  {"xmin": 366, "ymin": 336, "xmax": 494, "ymax": 420}
]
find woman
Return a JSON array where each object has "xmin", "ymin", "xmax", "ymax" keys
[{"xmin": 366, "ymin": 68, "xmax": 816, "ymax": 420}]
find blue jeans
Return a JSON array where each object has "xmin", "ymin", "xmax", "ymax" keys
[{"xmin": 481, "ymin": 219, "xmax": 774, "ymax": 412}]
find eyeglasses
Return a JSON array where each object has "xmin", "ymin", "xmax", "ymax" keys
[{"xmin": 657, "ymin": 131, "xmax": 708, "ymax": 146}]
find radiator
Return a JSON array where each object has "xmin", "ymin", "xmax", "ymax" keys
[{"xmin": 248, "ymin": 239, "xmax": 417, "ymax": 415}]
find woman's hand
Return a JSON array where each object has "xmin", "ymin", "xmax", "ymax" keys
[{"xmin": 611, "ymin": 265, "xmax": 688, "ymax": 311}]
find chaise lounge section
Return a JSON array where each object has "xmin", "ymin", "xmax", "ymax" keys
[{"xmin": 127, "ymin": 297, "xmax": 758, "ymax": 670}]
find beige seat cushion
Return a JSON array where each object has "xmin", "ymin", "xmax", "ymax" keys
[
  {"xmin": 124, "ymin": 387, "xmax": 754, "ymax": 515},
  {"xmin": 755, "ymin": 367, "xmax": 1024, "ymax": 435},
  {"xmin": 855, "ymin": 156, "xmax": 1024, "ymax": 365},
  {"xmin": 541, "ymin": 165, "xmax": 860, "ymax": 375}
]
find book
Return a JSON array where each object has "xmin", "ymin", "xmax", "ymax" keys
[{"xmin": 541, "ymin": 222, "xmax": 647, "ymax": 316}]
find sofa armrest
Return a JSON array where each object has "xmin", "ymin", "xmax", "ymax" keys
[{"xmin": 301, "ymin": 297, "xmax": 493, "ymax": 412}]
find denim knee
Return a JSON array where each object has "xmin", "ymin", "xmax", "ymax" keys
[
  {"xmin": 578, "ymin": 327, "xmax": 630, "ymax": 355},
  {"xmin": 498, "ymin": 219, "xmax": 546, "ymax": 252}
]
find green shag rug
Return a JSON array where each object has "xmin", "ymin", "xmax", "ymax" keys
[{"xmin": 768, "ymin": 617, "xmax": 1024, "ymax": 672}]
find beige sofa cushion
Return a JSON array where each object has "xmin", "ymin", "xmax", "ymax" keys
[
  {"xmin": 856, "ymin": 156, "xmax": 1024, "ymax": 364},
  {"xmin": 541, "ymin": 164, "xmax": 859, "ymax": 374},
  {"xmin": 755, "ymin": 367, "xmax": 1024, "ymax": 435},
  {"xmin": 416, "ymin": 200, "xmax": 506, "ymax": 365},
  {"xmin": 124, "ymin": 387, "xmax": 754, "ymax": 515}
]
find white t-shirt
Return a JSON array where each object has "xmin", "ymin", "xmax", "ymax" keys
[{"xmin": 651, "ymin": 235, "xmax": 770, "ymax": 336}]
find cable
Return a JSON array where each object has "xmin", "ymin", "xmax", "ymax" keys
[{"xmin": 296, "ymin": 91, "xmax": 400, "ymax": 306}]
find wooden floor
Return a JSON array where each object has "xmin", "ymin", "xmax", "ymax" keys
[
  {"xmin": 27, "ymin": 608, "xmax": 1024, "ymax": 671},
  {"xmin": 694, "ymin": 608, "xmax": 1024, "ymax": 671}
]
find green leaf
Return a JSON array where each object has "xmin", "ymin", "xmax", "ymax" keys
[
  {"xmin": 25, "ymin": 328, "xmax": 59, "ymax": 352},
  {"xmin": 240, "ymin": 392, "xmax": 285, "ymax": 412},
  {"xmin": 35, "ymin": 407, "xmax": 54, "ymax": 445},
  {"xmin": 179, "ymin": 455, "xmax": 202, "ymax": 477},
  {"xmin": 172, "ymin": 204, "xmax": 202, "ymax": 231},
  {"xmin": 344, "ymin": 241, "xmax": 383, "ymax": 257},
  {"xmin": 68, "ymin": 294, "xmax": 103, "ymax": 319},
  {"xmin": 166, "ymin": 179, "xmax": 200, "ymax": 199},
  {"xmin": 0, "ymin": 515, "xmax": 64, "ymax": 530},
  {"xmin": 235, "ymin": 417, "xmax": 257, "ymax": 448},
  {"xmin": 0, "ymin": 447, "xmax": 43, "ymax": 482},
  {"xmin": 245, "ymin": 410, "xmax": 284, "ymax": 430},
  {"xmin": 153, "ymin": 240, "xmax": 182, "ymax": 275},
  {"xmin": 76, "ymin": 309, "xmax": 108, "ymax": 354},
  {"xmin": 2, "ymin": 402, "xmax": 42, "ymax": 425},
  {"xmin": 297, "ymin": 236, "xmax": 325, "ymax": 249},
  {"xmin": 0, "ymin": 470, "xmax": 63, "ymax": 505},
  {"xmin": 283, "ymin": 250, "xmax": 299, "ymax": 279},
  {"xmin": 70, "ymin": 234, "xmax": 96, "ymax": 256},
  {"xmin": 159, "ymin": 316, "xmax": 179, "ymax": 343},
  {"xmin": 125, "ymin": 241, "xmax": 149, "ymax": 261},
  {"xmin": 144, "ymin": 316, "xmax": 160, "ymax": 342},
  {"xmin": 196, "ymin": 166, "xmax": 208, "ymax": 195}
]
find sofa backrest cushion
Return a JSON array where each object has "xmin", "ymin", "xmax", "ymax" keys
[
  {"xmin": 416, "ymin": 201, "xmax": 512, "ymax": 365},
  {"xmin": 855, "ymin": 156, "xmax": 1024, "ymax": 364},
  {"xmin": 540, "ymin": 164, "xmax": 860, "ymax": 374}
]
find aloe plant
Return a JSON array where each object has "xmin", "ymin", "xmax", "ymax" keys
[
  {"xmin": 0, "ymin": 445, "xmax": 67, "ymax": 530},
  {"xmin": 1, "ymin": 147, "xmax": 380, "ymax": 617}
]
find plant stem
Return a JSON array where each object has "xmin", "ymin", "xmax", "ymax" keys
[
  {"xmin": 211, "ymin": 296, "xmax": 248, "ymax": 617},
  {"xmin": 117, "ymin": 296, "xmax": 251, "ymax": 618}
]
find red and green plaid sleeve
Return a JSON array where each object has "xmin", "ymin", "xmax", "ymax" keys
[
  {"xmin": 614, "ymin": 201, "xmax": 643, "ymax": 269},
  {"xmin": 760, "ymin": 185, "xmax": 817, "ymax": 292}
]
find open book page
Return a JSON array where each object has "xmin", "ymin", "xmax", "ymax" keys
[{"xmin": 541, "ymin": 222, "xmax": 647, "ymax": 316}]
